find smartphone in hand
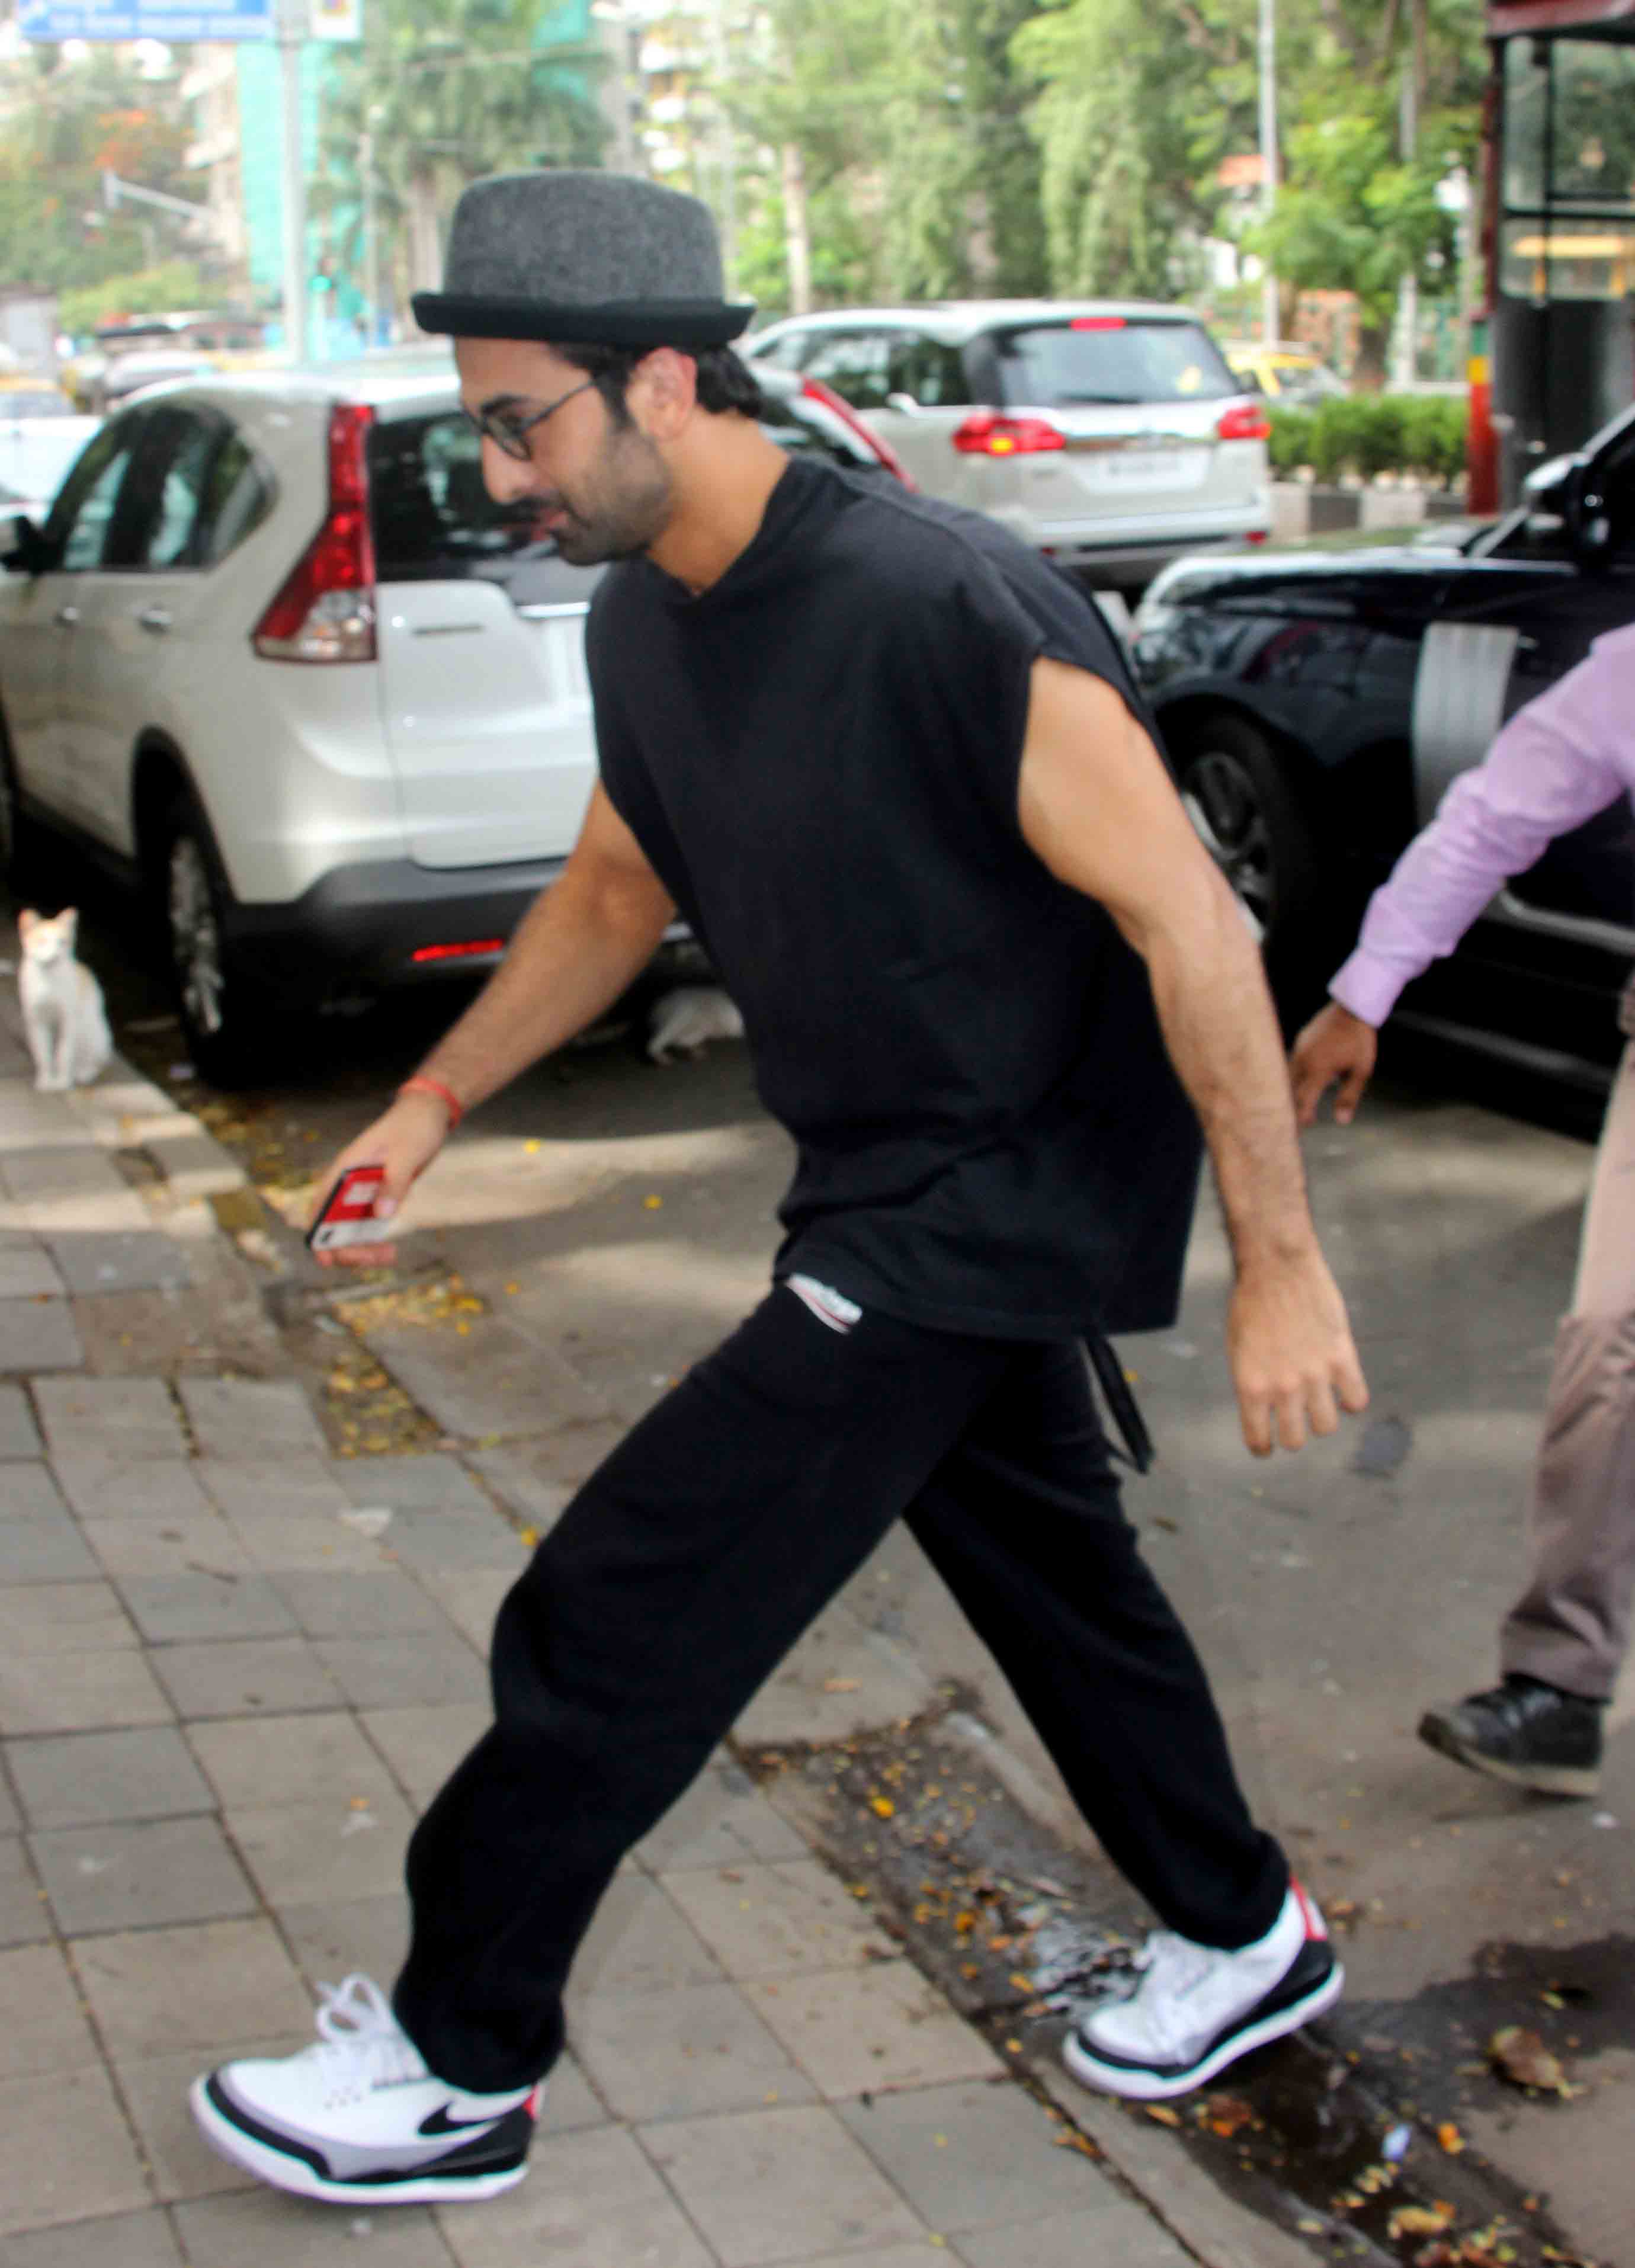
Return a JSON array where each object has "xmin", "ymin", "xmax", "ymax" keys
[{"xmin": 306, "ymin": 1164, "xmax": 396, "ymax": 1253}]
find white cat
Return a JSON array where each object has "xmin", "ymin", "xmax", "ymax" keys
[
  {"xmin": 17, "ymin": 908, "xmax": 113, "ymax": 1092},
  {"xmin": 646, "ymin": 984, "xmax": 745, "ymax": 1063}
]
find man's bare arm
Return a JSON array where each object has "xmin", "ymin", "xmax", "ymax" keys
[
  {"xmin": 309, "ymin": 784, "xmax": 675, "ymax": 1255},
  {"xmin": 1017, "ymin": 656, "xmax": 1367, "ymax": 1453}
]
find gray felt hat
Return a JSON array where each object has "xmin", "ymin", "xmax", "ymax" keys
[{"xmin": 412, "ymin": 170, "xmax": 755, "ymax": 348}]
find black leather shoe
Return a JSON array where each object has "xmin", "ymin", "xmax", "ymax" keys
[{"xmin": 1418, "ymin": 1677, "xmax": 1603, "ymax": 1797}]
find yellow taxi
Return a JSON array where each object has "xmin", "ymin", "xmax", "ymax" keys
[{"xmin": 1223, "ymin": 343, "xmax": 1346, "ymax": 408}]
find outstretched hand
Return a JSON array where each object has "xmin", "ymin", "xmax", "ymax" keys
[
  {"xmin": 307, "ymin": 1091, "xmax": 453, "ymax": 1268},
  {"xmin": 1227, "ymin": 1247, "xmax": 1369, "ymax": 1456},
  {"xmin": 1290, "ymin": 1001, "xmax": 1378, "ymax": 1128}
]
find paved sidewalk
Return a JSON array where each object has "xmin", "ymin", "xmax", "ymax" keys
[{"xmin": 0, "ymin": 1023, "xmax": 1198, "ymax": 2261}]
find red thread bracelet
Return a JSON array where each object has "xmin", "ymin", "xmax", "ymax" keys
[{"xmin": 398, "ymin": 1076, "xmax": 464, "ymax": 1130}]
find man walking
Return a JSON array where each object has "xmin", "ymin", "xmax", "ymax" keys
[
  {"xmin": 190, "ymin": 171, "xmax": 1366, "ymax": 2206},
  {"xmin": 1293, "ymin": 621, "xmax": 1635, "ymax": 1798}
]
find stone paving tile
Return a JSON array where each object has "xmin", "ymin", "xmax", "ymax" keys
[
  {"xmin": 0, "ymin": 1462, "xmax": 70, "ymax": 1520},
  {"xmin": 0, "ymin": 1646, "xmax": 173, "ymax": 1735},
  {"xmin": 0, "ymin": 1836, "xmax": 50, "ymax": 1946},
  {"xmin": 466, "ymin": 1443, "xmax": 573, "ymax": 1533},
  {"xmin": 746, "ymin": 1963, "xmax": 1007, "ymax": 2099},
  {"xmin": 114, "ymin": 1572, "xmax": 299, "ymax": 1646},
  {"xmin": 0, "ymin": 1385, "xmax": 42, "ymax": 1456},
  {"xmin": 31, "ymin": 1378, "xmax": 185, "ymax": 1459},
  {"xmin": 732, "ymin": 1606, "xmax": 931, "ymax": 1751},
  {"xmin": 187, "ymin": 1710, "xmax": 398, "ymax": 1812},
  {"xmin": 0, "ymin": 1944, "xmax": 99, "ymax": 2077},
  {"xmin": 177, "ymin": 1379, "xmax": 327, "ymax": 1462},
  {"xmin": 7, "ymin": 1727, "xmax": 213, "ymax": 1830},
  {"xmin": 571, "ymin": 1979, "xmax": 818, "ymax": 2122},
  {"xmin": 46, "ymin": 1234, "xmax": 190, "ymax": 1296},
  {"xmin": 834, "ymin": 2081, "xmax": 1097, "ymax": 2234},
  {"xmin": 0, "ymin": 1580, "xmax": 135, "ymax": 1654},
  {"xmin": 0, "ymin": 2065, "xmax": 150, "ymax": 2235},
  {"xmin": 635, "ymin": 1762, "xmax": 809, "ymax": 1873},
  {"xmin": 278, "ymin": 1895, "xmax": 411, "ymax": 1993},
  {"xmin": 772, "ymin": 2253, "xmax": 967, "ymax": 2268},
  {"xmin": 314, "ymin": 1629, "xmax": 488, "ymax": 1710},
  {"xmin": 640, "ymin": 2102, "xmax": 926, "ymax": 2266},
  {"xmin": 435, "ymin": 2123, "xmax": 716, "ymax": 2268},
  {"xmin": 172, "ymin": 2190, "xmax": 456, "ymax": 2267},
  {"xmin": 0, "ymin": 2206, "xmax": 186, "ymax": 2267},
  {"xmin": 150, "ymin": 1636, "xmax": 345, "ymax": 1719},
  {"xmin": 0, "ymin": 1769, "xmax": 15, "ymax": 1835},
  {"xmin": 225, "ymin": 1786, "xmax": 416, "ymax": 1907},
  {"xmin": 111, "ymin": 2039, "xmax": 302, "ymax": 2205},
  {"xmin": 217, "ymin": 1513, "xmax": 391, "ymax": 1574},
  {"xmin": 0, "ymin": 1089, "xmax": 85, "ymax": 1149},
  {"xmin": 371, "ymin": 1508, "xmax": 530, "ymax": 1574},
  {"xmin": 0, "ymin": 1242, "xmax": 64, "ymax": 1299},
  {"xmin": 80, "ymin": 1514, "xmax": 252, "ymax": 1580},
  {"xmin": 360, "ymin": 1703, "xmax": 490, "ymax": 1808},
  {"xmin": 332, "ymin": 1452, "xmax": 492, "ymax": 1516},
  {"xmin": 0, "ymin": 1148, "xmax": 135, "ymax": 1207},
  {"xmin": 49, "ymin": 1457, "xmax": 212, "ymax": 1523},
  {"xmin": 0, "ymin": 1517, "xmax": 98, "ymax": 1584},
  {"xmin": 414, "ymin": 1567, "xmax": 514, "ymax": 1652},
  {"xmin": 31, "ymin": 1814, "xmax": 256, "ymax": 1935},
  {"xmin": 0, "ymin": 1301, "xmax": 82, "ymax": 1377},
  {"xmin": 661, "ymin": 1860, "xmax": 880, "ymax": 1983},
  {"xmin": 536, "ymin": 2051, "xmax": 608, "ymax": 2138},
  {"xmin": 73, "ymin": 1918, "xmax": 315, "ymax": 2058},
  {"xmin": 196, "ymin": 1457, "xmax": 352, "ymax": 1520},
  {"xmin": 563, "ymin": 1875, "xmax": 725, "ymax": 2008},
  {"xmin": 272, "ymin": 1568, "xmax": 445, "ymax": 1639},
  {"xmin": 957, "ymin": 2204, "xmax": 1192, "ymax": 2267}
]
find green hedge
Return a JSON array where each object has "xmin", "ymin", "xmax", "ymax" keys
[{"xmin": 1268, "ymin": 395, "xmax": 1467, "ymax": 488}]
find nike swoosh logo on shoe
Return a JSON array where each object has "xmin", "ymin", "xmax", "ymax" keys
[{"xmin": 418, "ymin": 2103, "xmax": 504, "ymax": 2138}]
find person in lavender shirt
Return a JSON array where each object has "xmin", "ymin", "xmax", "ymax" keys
[{"xmin": 1293, "ymin": 622, "xmax": 1635, "ymax": 1797}]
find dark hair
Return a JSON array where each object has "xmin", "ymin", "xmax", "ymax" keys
[{"xmin": 553, "ymin": 341, "xmax": 762, "ymax": 422}]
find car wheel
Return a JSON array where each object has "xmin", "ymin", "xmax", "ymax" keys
[
  {"xmin": 161, "ymin": 795, "xmax": 268, "ymax": 1088},
  {"xmin": 1172, "ymin": 715, "xmax": 1321, "ymax": 971}
]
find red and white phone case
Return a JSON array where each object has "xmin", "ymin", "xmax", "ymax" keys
[{"xmin": 307, "ymin": 1165, "xmax": 395, "ymax": 1252}]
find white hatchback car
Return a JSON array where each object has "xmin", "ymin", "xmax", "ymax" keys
[
  {"xmin": 0, "ymin": 357, "xmax": 902, "ymax": 1081},
  {"xmin": 745, "ymin": 300, "xmax": 1271, "ymax": 588}
]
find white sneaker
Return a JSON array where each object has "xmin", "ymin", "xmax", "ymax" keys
[
  {"xmin": 190, "ymin": 1975, "xmax": 539, "ymax": 2205},
  {"xmin": 1063, "ymin": 1882, "xmax": 1342, "ymax": 2100}
]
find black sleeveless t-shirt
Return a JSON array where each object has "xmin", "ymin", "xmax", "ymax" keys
[{"xmin": 585, "ymin": 456, "xmax": 1202, "ymax": 1340}]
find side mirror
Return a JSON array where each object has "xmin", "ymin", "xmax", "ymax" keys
[
  {"xmin": 1564, "ymin": 461, "xmax": 1617, "ymax": 570},
  {"xmin": 1519, "ymin": 450, "xmax": 1576, "ymax": 542},
  {"xmin": 884, "ymin": 392, "xmax": 922, "ymax": 416},
  {"xmin": 0, "ymin": 514, "xmax": 47, "ymax": 574}
]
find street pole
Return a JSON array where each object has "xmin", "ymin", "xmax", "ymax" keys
[
  {"xmin": 361, "ymin": 124, "xmax": 379, "ymax": 347},
  {"xmin": 277, "ymin": 0, "xmax": 308, "ymax": 364},
  {"xmin": 1257, "ymin": 0, "xmax": 1278, "ymax": 346}
]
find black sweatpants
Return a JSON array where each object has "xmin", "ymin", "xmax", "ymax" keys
[{"xmin": 393, "ymin": 1284, "xmax": 1287, "ymax": 2093}]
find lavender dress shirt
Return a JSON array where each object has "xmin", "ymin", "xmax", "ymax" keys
[{"xmin": 1330, "ymin": 621, "xmax": 1635, "ymax": 1032}]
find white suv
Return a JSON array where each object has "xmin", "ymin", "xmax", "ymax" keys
[
  {"xmin": 0, "ymin": 357, "xmax": 900, "ymax": 1081},
  {"xmin": 745, "ymin": 300, "xmax": 1271, "ymax": 587}
]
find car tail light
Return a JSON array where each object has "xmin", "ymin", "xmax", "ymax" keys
[
  {"xmin": 1245, "ymin": 528, "xmax": 1269, "ymax": 544},
  {"xmin": 1216, "ymin": 400, "xmax": 1272, "ymax": 443},
  {"xmin": 1070, "ymin": 315, "xmax": 1126, "ymax": 331},
  {"xmin": 951, "ymin": 412, "xmax": 1066, "ymax": 457},
  {"xmin": 254, "ymin": 403, "xmax": 377, "ymax": 662},
  {"xmin": 799, "ymin": 375, "xmax": 916, "ymax": 489}
]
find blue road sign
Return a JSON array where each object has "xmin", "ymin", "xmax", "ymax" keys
[{"xmin": 18, "ymin": 0, "xmax": 273, "ymax": 36}]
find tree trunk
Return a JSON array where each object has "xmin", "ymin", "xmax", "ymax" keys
[
  {"xmin": 406, "ymin": 167, "xmax": 443, "ymax": 299},
  {"xmin": 781, "ymin": 142, "xmax": 812, "ymax": 313},
  {"xmin": 1353, "ymin": 319, "xmax": 1392, "ymax": 390}
]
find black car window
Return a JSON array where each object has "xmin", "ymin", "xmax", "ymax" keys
[
  {"xmin": 116, "ymin": 408, "xmax": 222, "ymax": 569},
  {"xmin": 887, "ymin": 335, "xmax": 969, "ymax": 408},
  {"xmin": 749, "ymin": 331, "xmax": 808, "ymax": 371},
  {"xmin": 995, "ymin": 321, "xmax": 1238, "ymax": 407},
  {"xmin": 798, "ymin": 330, "xmax": 896, "ymax": 412},
  {"xmin": 200, "ymin": 432, "xmax": 275, "ymax": 565},
  {"xmin": 43, "ymin": 417, "xmax": 142, "ymax": 572},
  {"xmin": 367, "ymin": 410, "xmax": 592, "ymax": 608}
]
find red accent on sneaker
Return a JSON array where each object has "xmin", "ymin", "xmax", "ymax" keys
[
  {"xmin": 524, "ymin": 2084, "xmax": 543, "ymax": 2119},
  {"xmin": 1290, "ymin": 1879, "xmax": 1326, "ymax": 1941}
]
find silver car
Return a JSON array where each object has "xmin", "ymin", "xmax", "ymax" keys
[{"xmin": 745, "ymin": 300, "xmax": 1271, "ymax": 588}]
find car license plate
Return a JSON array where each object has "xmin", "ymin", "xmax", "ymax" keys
[{"xmin": 1077, "ymin": 447, "xmax": 1208, "ymax": 491}]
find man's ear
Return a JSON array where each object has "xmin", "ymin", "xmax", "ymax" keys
[{"xmin": 630, "ymin": 348, "xmax": 698, "ymax": 439}]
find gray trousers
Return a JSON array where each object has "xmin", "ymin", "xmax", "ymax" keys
[{"xmin": 1502, "ymin": 1041, "xmax": 1635, "ymax": 1699}]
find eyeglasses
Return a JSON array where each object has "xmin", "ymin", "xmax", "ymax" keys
[{"xmin": 461, "ymin": 377, "xmax": 597, "ymax": 462}]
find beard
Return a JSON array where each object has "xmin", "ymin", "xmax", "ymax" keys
[{"xmin": 544, "ymin": 425, "xmax": 673, "ymax": 567}]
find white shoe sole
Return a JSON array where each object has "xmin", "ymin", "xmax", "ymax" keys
[
  {"xmin": 1060, "ymin": 1962, "xmax": 1345, "ymax": 2102},
  {"xmin": 189, "ymin": 2077, "xmax": 530, "ymax": 2206}
]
